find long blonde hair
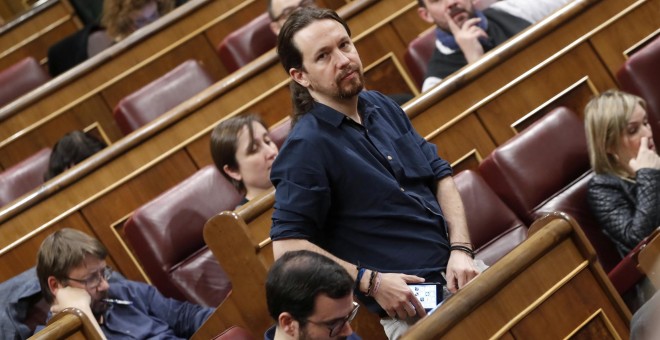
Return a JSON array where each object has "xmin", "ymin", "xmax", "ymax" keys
[
  {"xmin": 102, "ymin": 0, "xmax": 175, "ymax": 41},
  {"xmin": 584, "ymin": 89, "xmax": 646, "ymax": 178}
]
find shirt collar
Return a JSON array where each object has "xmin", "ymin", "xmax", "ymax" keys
[{"xmin": 308, "ymin": 92, "xmax": 380, "ymax": 127}]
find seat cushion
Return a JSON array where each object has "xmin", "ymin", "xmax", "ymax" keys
[
  {"xmin": 404, "ymin": 29, "xmax": 435, "ymax": 90},
  {"xmin": 0, "ymin": 57, "xmax": 50, "ymax": 107},
  {"xmin": 454, "ymin": 170, "xmax": 528, "ymax": 266},
  {"xmin": 0, "ymin": 148, "xmax": 51, "ymax": 207},
  {"xmin": 216, "ymin": 13, "xmax": 277, "ymax": 73},
  {"xmin": 479, "ymin": 107, "xmax": 590, "ymax": 225},
  {"xmin": 170, "ymin": 248, "xmax": 232, "ymax": 307},
  {"xmin": 113, "ymin": 59, "xmax": 215, "ymax": 135},
  {"xmin": 124, "ymin": 165, "xmax": 242, "ymax": 304}
]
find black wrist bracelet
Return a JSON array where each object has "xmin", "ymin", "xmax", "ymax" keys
[{"xmin": 450, "ymin": 245, "xmax": 475, "ymax": 259}]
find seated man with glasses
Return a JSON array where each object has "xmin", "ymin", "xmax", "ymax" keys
[
  {"xmin": 268, "ymin": 0, "xmax": 317, "ymax": 35},
  {"xmin": 265, "ymin": 250, "xmax": 362, "ymax": 339},
  {"xmin": 35, "ymin": 228, "xmax": 214, "ymax": 339}
]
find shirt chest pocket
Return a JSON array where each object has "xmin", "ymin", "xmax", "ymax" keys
[{"xmin": 391, "ymin": 130, "xmax": 435, "ymax": 180}]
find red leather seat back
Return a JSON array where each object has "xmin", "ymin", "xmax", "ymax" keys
[
  {"xmin": 269, "ymin": 117, "xmax": 292, "ymax": 149},
  {"xmin": 0, "ymin": 148, "xmax": 52, "ymax": 207},
  {"xmin": 403, "ymin": 29, "xmax": 435, "ymax": 90},
  {"xmin": 478, "ymin": 107, "xmax": 590, "ymax": 225},
  {"xmin": 617, "ymin": 36, "xmax": 660, "ymax": 147},
  {"xmin": 113, "ymin": 60, "xmax": 215, "ymax": 135},
  {"xmin": 454, "ymin": 170, "xmax": 527, "ymax": 266},
  {"xmin": 211, "ymin": 326, "xmax": 255, "ymax": 340},
  {"xmin": 0, "ymin": 57, "xmax": 50, "ymax": 107},
  {"xmin": 123, "ymin": 165, "xmax": 242, "ymax": 306},
  {"xmin": 216, "ymin": 13, "xmax": 277, "ymax": 73},
  {"xmin": 533, "ymin": 172, "xmax": 621, "ymax": 272}
]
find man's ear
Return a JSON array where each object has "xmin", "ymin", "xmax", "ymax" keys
[
  {"xmin": 222, "ymin": 164, "xmax": 242, "ymax": 182},
  {"xmin": 278, "ymin": 312, "xmax": 299, "ymax": 337},
  {"xmin": 47, "ymin": 276, "xmax": 61, "ymax": 297},
  {"xmin": 417, "ymin": 6, "xmax": 435, "ymax": 24},
  {"xmin": 290, "ymin": 67, "xmax": 310, "ymax": 88}
]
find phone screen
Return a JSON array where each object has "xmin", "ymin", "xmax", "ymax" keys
[{"xmin": 408, "ymin": 283, "xmax": 441, "ymax": 310}]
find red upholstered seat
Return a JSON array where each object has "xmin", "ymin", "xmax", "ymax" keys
[
  {"xmin": 403, "ymin": 29, "xmax": 435, "ymax": 90},
  {"xmin": 0, "ymin": 148, "xmax": 51, "ymax": 207},
  {"xmin": 617, "ymin": 36, "xmax": 660, "ymax": 147},
  {"xmin": 0, "ymin": 57, "xmax": 50, "ymax": 107},
  {"xmin": 123, "ymin": 165, "xmax": 242, "ymax": 306},
  {"xmin": 113, "ymin": 60, "xmax": 215, "ymax": 135},
  {"xmin": 211, "ymin": 326, "xmax": 256, "ymax": 340},
  {"xmin": 454, "ymin": 170, "xmax": 527, "ymax": 266},
  {"xmin": 216, "ymin": 13, "xmax": 277, "ymax": 73},
  {"xmin": 477, "ymin": 107, "xmax": 645, "ymax": 294}
]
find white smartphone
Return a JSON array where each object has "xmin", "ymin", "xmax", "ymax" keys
[{"xmin": 408, "ymin": 283, "xmax": 443, "ymax": 311}]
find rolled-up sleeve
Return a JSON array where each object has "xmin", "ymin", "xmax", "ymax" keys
[{"xmin": 270, "ymin": 137, "xmax": 332, "ymax": 241}]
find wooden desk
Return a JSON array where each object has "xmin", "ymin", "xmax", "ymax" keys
[
  {"xmin": 29, "ymin": 307, "xmax": 103, "ymax": 340},
  {"xmin": 403, "ymin": 213, "xmax": 631, "ymax": 339}
]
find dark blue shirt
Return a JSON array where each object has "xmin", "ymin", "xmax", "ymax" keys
[{"xmin": 270, "ymin": 91, "xmax": 452, "ymax": 313}]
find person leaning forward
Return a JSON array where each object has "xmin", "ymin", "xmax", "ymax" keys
[{"xmin": 270, "ymin": 7, "xmax": 479, "ymax": 339}]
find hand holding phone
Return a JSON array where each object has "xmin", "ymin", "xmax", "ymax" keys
[{"xmin": 407, "ymin": 283, "xmax": 443, "ymax": 312}]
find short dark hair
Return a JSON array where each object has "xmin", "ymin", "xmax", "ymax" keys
[
  {"xmin": 210, "ymin": 114, "xmax": 266, "ymax": 193},
  {"xmin": 277, "ymin": 7, "xmax": 351, "ymax": 124},
  {"xmin": 44, "ymin": 131, "xmax": 107, "ymax": 181},
  {"xmin": 266, "ymin": 250, "xmax": 354, "ymax": 324},
  {"xmin": 417, "ymin": 0, "xmax": 426, "ymax": 8},
  {"xmin": 36, "ymin": 228, "xmax": 108, "ymax": 304}
]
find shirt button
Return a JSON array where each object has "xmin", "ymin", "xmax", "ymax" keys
[
  {"xmin": 387, "ymin": 155, "xmax": 393, "ymax": 161},
  {"xmin": 400, "ymin": 187, "xmax": 405, "ymax": 192}
]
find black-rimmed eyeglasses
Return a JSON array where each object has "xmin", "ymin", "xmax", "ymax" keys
[
  {"xmin": 65, "ymin": 266, "xmax": 112, "ymax": 290},
  {"xmin": 305, "ymin": 301, "xmax": 359, "ymax": 337}
]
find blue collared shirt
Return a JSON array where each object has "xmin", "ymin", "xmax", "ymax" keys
[{"xmin": 270, "ymin": 91, "xmax": 452, "ymax": 313}]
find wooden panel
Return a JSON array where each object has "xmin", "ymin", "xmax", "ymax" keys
[
  {"xmin": 475, "ymin": 42, "xmax": 616, "ymax": 145},
  {"xmin": 0, "ymin": 17, "xmax": 77, "ymax": 70},
  {"xmin": 511, "ymin": 270, "xmax": 627, "ymax": 339},
  {"xmin": 80, "ymin": 150, "xmax": 199, "ymax": 280},
  {"xmin": 0, "ymin": 0, "xmax": 78, "ymax": 51},
  {"xmin": 402, "ymin": 215, "xmax": 630, "ymax": 339},
  {"xmin": 0, "ymin": 94, "xmax": 117, "ymax": 170},
  {"xmin": 426, "ymin": 113, "xmax": 496, "ymax": 165},
  {"xmin": 588, "ymin": 0, "xmax": 660, "ymax": 78},
  {"xmin": 511, "ymin": 77, "xmax": 597, "ymax": 133},
  {"xmin": 364, "ymin": 53, "xmax": 418, "ymax": 97},
  {"xmin": 638, "ymin": 232, "xmax": 660, "ymax": 289},
  {"xmin": 390, "ymin": 2, "xmax": 433, "ymax": 45},
  {"xmin": 568, "ymin": 310, "xmax": 620, "ymax": 340}
]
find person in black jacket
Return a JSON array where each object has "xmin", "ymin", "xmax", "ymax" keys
[{"xmin": 585, "ymin": 90, "xmax": 660, "ymax": 257}]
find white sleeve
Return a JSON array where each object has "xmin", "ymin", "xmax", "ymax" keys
[
  {"xmin": 422, "ymin": 76, "xmax": 442, "ymax": 92},
  {"xmin": 490, "ymin": 0, "xmax": 573, "ymax": 24}
]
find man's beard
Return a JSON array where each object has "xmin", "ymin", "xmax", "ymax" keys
[
  {"xmin": 90, "ymin": 291, "xmax": 110, "ymax": 318},
  {"xmin": 336, "ymin": 64, "xmax": 364, "ymax": 99}
]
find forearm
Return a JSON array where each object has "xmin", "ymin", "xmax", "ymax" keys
[{"xmin": 436, "ymin": 176, "xmax": 471, "ymax": 245}]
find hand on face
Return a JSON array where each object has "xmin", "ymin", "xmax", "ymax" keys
[
  {"xmin": 51, "ymin": 286, "xmax": 93, "ymax": 315},
  {"xmin": 444, "ymin": 10, "xmax": 486, "ymax": 63},
  {"xmin": 370, "ymin": 272, "xmax": 427, "ymax": 320},
  {"xmin": 629, "ymin": 137, "xmax": 660, "ymax": 172}
]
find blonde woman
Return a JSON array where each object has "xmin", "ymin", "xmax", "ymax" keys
[{"xmin": 585, "ymin": 89, "xmax": 660, "ymax": 256}]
